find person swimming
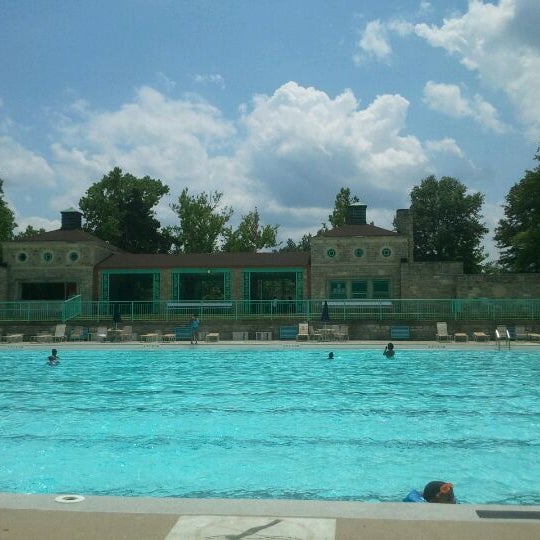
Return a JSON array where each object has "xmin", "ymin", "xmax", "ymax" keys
[
  {"xmin": 47, "ymin": 348, "xmax": 60, "ymax": 366},
  {"xmin": 383, "ymin": 342, "xmax": 395, "ymax": 358},
  {"xmin": 328, "ymin": 352, "xmax": 334, "ymax": 360},
  {"xmin": 403, "ymin": 481, "xmax": 456, "ymax": 503}
]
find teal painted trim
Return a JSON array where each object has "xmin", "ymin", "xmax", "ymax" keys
[
  {"xmin": 101, "ymin": 269, "xmax": 161, "ymax": 275},
  {"xmin": 172, "ymin": 268, "xmax": 230, "ymax": 273},
  {"xmin": 244, "ymin": 267, "xmax": 304, "ymax": 273},
  {"xmin": 243, "ymin": 271, "xmax": 250, "ymax": 302},
  {"xmin": 100, "ymin": 274, "xmax": 109, "ymax": 302},
  {"xmin": 171, "ymin": 269, "xmax": 232, "ymax": 301},
  {"xmin": 153, "ymin": 273, "xmax": 161, "ymax": 302}
]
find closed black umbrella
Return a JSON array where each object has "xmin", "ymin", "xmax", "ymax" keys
[
  {"xmin": 112, "ymin": 305, "xmax": 122, "ymax": 328},
  {"xmin": 321, "ymin": 301, "xmax": 330, "ymax": 323}
]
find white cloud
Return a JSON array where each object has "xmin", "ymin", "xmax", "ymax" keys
[
  {"xmin": 355, "ymin": 20, "xmax": 392, "ymax": 63},
  {"xmin": 423, "ymin": 81, "xmax": 507, "ymax": 133},
  {"xmin": 239, "ymin": 82, "xmax": 428, "ymax": 214},
  {"xmin": 2, "ymin": 82, "xmax": 437, "ymax": 241},
  {"xmin": 192, "ymin": 73, "xmax": 226, "ymax": 88},
  {"xmin": 413, "ymin": 0, "xmax": 540, "ymax": 139},
  {"xmin": 0, "ymin": 136, "xmax": 56, "ymax": 188},
  {"xmin": 426, "ymin": 138, "xmax": 464, "ymax": 158}
]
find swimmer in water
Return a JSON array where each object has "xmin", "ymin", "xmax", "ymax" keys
[
  {"xmin": 383, "ymin": 342, "xmax": 395, "ymax": 358},
  {"xmin": 47, "ymin": 348, "xmax": 60, "ymax": 366}
]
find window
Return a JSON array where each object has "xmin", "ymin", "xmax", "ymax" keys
[
  {"xmin": 68, "ymin": 251, "xmax": 79, "ymax": 262},
  {"xmin": 327, "ymin": 278, "xmax": 390, "ymax": 299},
  {"xmin": 373, "ymin": 279, "xmax": 390, "ymax": 298},
  {"xmin": 381, "ymin": 247, "xmax": 392, "ymax": 257},
  {"xmin": 329, "ymin": 280, "xmax": 347, "ymax": 299},
  {"xmin": 17, "ymin": 252, "xmax": 28, "ymax": 262},
  {"xmin": 351, "ymin": 280, "xmax": 368, "ymax": 299},
  {"xmin": 326, "ymin": 248, "xmax": 336, "ymax": 258},
  {"xmin": 42, "ymin": 251, "xmax": 53, "ymax": 263},
  {"xmin": 354, "ymin": 248, "xmax": 364, "ymax": 258}
]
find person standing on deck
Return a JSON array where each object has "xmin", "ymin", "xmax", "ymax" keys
[{"xmin": 190, "ymin": 314, "xmax": 200, "ymax": 344}]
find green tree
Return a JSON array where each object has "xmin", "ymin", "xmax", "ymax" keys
[
  {"xmin": 222, "ymin": 208, "xmax": 279, "ymax": 252},
  {"xmin": 168, "ymin": 188, "xmax": 233, "ymax": 253},
  {"xmin": 494, "ymin": 148, "xmax": 540, "ymax": 272},
  {"xmin": 409, "ymin": 175, "xmax": 488, "ymax": 273},
  {"xmin": 79, "ymin": 167, "xmax": 170, "ymax": 253},
  {"xmin": 278, "ymin": 234, "xmax": 312, "ymax": 252},
  {"xmin": 14, "ymin": 225, "xmax": 46, "ymax": 240},
  {"xmin": 328, "ymin": 187, "xmax": 360, "ymax": 228},
  {"xmin": 0, "ymin": 178, "xmax": 17, "ymax": 241}
]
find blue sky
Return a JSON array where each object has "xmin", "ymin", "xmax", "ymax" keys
[{"xmin": 1, "ymin": 0, "xmax": 540, "ymax": 259}]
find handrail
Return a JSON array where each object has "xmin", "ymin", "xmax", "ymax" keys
[
  {"xmin": 61, "ymin": 295, "xmax": 83, "ymax": 322},
  {"xmin": 0, "ymin": 297, "xmax": 539, "ymax": 323}
]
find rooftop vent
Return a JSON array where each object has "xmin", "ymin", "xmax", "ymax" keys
[
  {"xmin": 61, "ymin": 208, "xmax": 83, "ymax": 230},
  {"xmin": 346, "ymin": 203, "xmax": 367, "ymax": 225}
]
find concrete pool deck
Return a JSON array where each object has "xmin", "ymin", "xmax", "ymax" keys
[
  {"xmin": 2, "ymin": 339, "xmax": 539, "ymax": 538},
  {"xmin": 1, "ymin": 493, "xmax": 540, "ymax": 540}
]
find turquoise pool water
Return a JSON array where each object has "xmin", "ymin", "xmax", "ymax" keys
[{"xmin": 1, "ymin": 347, "xmax": 539, "ymax": 504}]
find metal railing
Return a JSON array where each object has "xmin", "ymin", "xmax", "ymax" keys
[{"xmin": 0, "ymin": 298, "xmax": 539, "ymax": 323}]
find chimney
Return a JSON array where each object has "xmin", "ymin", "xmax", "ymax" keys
[
  {"xmin": 61, "ymin": 208, "xmax": 83, "ymax": 230},
  {"xmin": 346, "ymin": 203, "xmax": 367, "ymax": 225},
  {"xmin": 395, "ymin": 208, "xmax": 414, "ymax": 262}
]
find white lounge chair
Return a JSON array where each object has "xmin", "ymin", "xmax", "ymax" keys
[
  {"xmin": 473, "ymin": 331, "xmax": 489, "ymax": 342},
  {"xmin": 436, "ymin": 322, "xmax": 453, "ymax": 341},
  {"xmin": 53, "ymin": 324, "xmax": 67, "ymax": 342},
  {"xmin": 296, "ymin": 323, "xmax": 309, "ymax": 341}
]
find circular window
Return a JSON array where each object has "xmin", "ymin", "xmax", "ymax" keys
[
  {"xmin": 17, "ymin": 252, "xmax": 28, "ymax": 262},
  {"xmin": 381, "ymin": 247, "xmax": 392, "ymax": 258},
  {"xmin": 354, "ymin": 248, "xmax": 364, "ymax": 258},
  {"xmin": 42, "ymin": 251, "xmax": 53, "ymax": 263},
  {"xmin": 326, "ymin": 248, "xmax": 336, "ymax": 258},
  {"xmin": 68, "ymin": 251, "xmax": 79, "ymax": 262}
]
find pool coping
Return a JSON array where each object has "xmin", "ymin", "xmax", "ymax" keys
[
  {"xmin": 2, "ymin": 338, "xmax": 539, "ymax": 351},
  {"xmin": 1, "ymin": 493, "xmax": 539, "ymax": 540}
]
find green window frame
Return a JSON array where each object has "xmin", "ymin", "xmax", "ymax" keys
[
  {"xmin": 351, "ymin": 280, "xmax": 368, "ymax": 299},
  {"xmin": 373, "ymin": 279, "xmax": 390, "ymax": 299},
  {"xmin": 329, "ymin": 280, "xmax": 347, "ymax": 299}
]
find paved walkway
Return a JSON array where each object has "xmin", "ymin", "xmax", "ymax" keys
[{"xmin": 1, "ymin": 494, "xmax": 540, "ymax": 540}]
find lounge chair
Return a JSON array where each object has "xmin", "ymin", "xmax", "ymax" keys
[
  {"xmin": 52, "ymin": 324, "xmax": 67, "ymax": 342},
  {"xmin": 473, "ymin": 331, "xmax": 489, "ymax": 342},
  {"xmin": 513, "ymin": 326, "xmax": 528, "ymax": 340},
  {"xmin": 69, "ymin": 326, "xmax": 90, "ymax": 341},
  {"xmin": 309, "ymin": 326, "xmax": 322, "ymax": 341},
  {"xmin": 296, "ymin": 323, "xmax": 309, "ymax": 341},
  {"xmin": 436, "ymin": 322, "xmax": 453, "ymax": 341},
  {"xmin": 495, "ymin": 326, "xmax": 510, "ymax": 343},
  {"xmin": 139, "ymin": 331, "xmax": 159, "ymax": 342},
  {"xmin": 334, "ymin": 325, "xmax": 349, "ymax": 341},
  {"xmin": 3, "ymin": 332, "xmax": 24, "ymax": 343},
  {"xmin": 119, "ymin": 325, "xmax": 134, "ymax": 341},
  {"xmin": 32, "ymin": 329, "xmax": 53, "ymax": 342},
  {"xmin": 91, "ymin": 326, "xmax": 108, "ymax": 342}
]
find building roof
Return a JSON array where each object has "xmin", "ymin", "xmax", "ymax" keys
[
  {"xmin": 320, "ymin": 224, "xmax": 398, "ymax": 238},
  {"xmin": 11, "ymin": 228, "xmax": 118, "ymax": 249},
  {"xmin": 97, "ymin": 251, "xmax": 310, "ymax": 270}
]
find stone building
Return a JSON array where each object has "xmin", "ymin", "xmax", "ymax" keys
[{"xmin": 1, "ymin": 204, "xmax": 539, "ymax": 305}]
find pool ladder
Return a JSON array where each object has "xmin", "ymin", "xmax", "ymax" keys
[{"xmin": 495, "ymin": 328, "xmax": 511, "ymax": 350}]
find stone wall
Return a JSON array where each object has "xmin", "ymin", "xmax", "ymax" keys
[
  {"xmin": 400, "ymin": 262, "xmax": 464, "ymax": 298},
  {"xmin": 311, "ymin": 236, "xmax": 409, "ymax": 298},
  {"xmin": 456, "ymin": 273, "xmax": 540, "ymax": 298}
]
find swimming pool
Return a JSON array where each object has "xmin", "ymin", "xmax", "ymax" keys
[{"xmin": 1, "ymin": 347, "xmax": 539, "ymax": 505}]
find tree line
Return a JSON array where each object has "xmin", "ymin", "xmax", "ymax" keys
[{"xmin": 1, "ymin": 146, "xmax": 539, "ymax": 274}]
